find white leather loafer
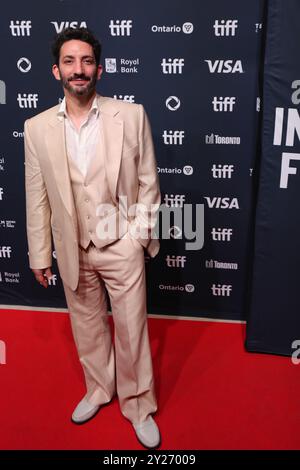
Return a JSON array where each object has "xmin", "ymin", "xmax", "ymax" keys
[
  {"xmin": 71, "ymin": 397, "xmax": 100, "ymax": 424},
  {"xmin": 133, "ymin": 416, "xmax": 161, "ymax": 449}
]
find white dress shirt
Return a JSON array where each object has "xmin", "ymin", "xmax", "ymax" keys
[{"xmin": 57, "ymin": 95, "xmax": 100, "ymax": 178}]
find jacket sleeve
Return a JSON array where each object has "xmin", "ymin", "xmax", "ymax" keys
[
  {"xmin": 24, "ymin": 119, "xmax": 52, "ymax": 269},
  {"xmin": 128, "ymin": 104, "xmax": 161, "ymax": 248}
]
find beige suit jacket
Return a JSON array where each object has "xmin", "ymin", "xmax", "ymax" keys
[{"xmin": 24, "ymin": 95, "xmax": 161, "ymax": 291}]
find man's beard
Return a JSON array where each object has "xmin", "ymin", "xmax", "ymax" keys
[{"xmin": 60, "ymin": 71, "xmax": 97, "ymax": 97}]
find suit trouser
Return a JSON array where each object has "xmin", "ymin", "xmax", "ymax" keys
[{"xmin": 62, "ymin": 235, "xmax": 157, "ymax": 424}]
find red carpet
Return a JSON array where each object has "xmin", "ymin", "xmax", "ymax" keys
[{"xmin": 0, "ymin": 308, "xmax": 299, "ymax": 450}]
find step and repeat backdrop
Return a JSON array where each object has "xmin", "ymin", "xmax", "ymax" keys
[{"xmin": 0, "ymin": 0, "xmax": 265, "ymax": 322}]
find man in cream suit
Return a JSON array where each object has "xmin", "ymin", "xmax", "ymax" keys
[{"xmin": 25, "ymin": 27, "xmax": 161, "ymax": 449}]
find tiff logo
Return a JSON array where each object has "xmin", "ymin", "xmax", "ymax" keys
[
  {"xmin": 113, "ymin": 95, "xmax": 135, "ymax": 102},
  {"xmin": 211, "ymin": 284, "xmax": 232, "ymax": 296},
  {"xmin": 161, "ymin": 58, "xmax": 184, "ymax": 74},
  {"xmin": 162, "ymin": 130, "xmax": 185, "ymax": 145},
  {"xmin": 48, "ymin": 274, "xmax": 57, "ymax": 286},
  {"xmin": 164, "ymin": 194, "xmax": 185, "ymax": 208},
  {"xmin": 0, "ymin": 340, "xmax": 6, "ymax": 365},
  {"xmin": 109, "ymin": 20, "xmax": 132, "ymax": 36},
  {"xmin": 0, "ymin": 80, "xmax": 6, "ymax": 104},
  {"xmin": 212, "ymin": 97, "xmax": 236, "ymax": 112},
  {"xmin": 166, "ymin": 255, "xmax": 186, "ymax": 268},
  {"xmin": 17, "ymin": 93, "xmax": 38, "ymax": 108},
  {"xmin": 211, "ymin": 228, "xmax": 233, "ymax": 241},
  {"xmin": 213, "ymin": 20, "xmax": 238, "ymax": 36},
  {"xmin": 0, "ymin": 246, "xmax": 12, "ymax": 258},
  {"xmin": 211, "ymin": 164, "xmax": 234, "ymax": 178},
  {"xmin": 0, "ymin": 187, "xmax": 3, "ymax": 200},
  {"xmin": 10, "ymin": 20, "xmax": 32, "ymax": 36}
]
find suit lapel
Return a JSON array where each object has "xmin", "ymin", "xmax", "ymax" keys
[
  {"xmin": 100, "ymin": 116, "xmax": 123, "ymax": 205},
  {"xmin": 45, "ymin": 113, "xmax": 75, "ymax": 216},
  {"xmin": 98, "ymin": 96, "xmax": 124, "ymax": 204}
]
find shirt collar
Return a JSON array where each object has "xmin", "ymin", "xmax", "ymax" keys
[{"xmin": 57, "ymin": 94, "xmax": 99, "ymax": 121}]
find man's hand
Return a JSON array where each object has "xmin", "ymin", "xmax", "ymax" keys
[{"xmin": 32, "ymin": 268, "xmax": 53, "ymax": 288}]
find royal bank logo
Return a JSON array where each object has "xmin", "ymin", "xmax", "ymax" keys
[
  {"xmin": 0, "ymin": 80, "xmax": 6, "ymax": 104},
  {"xmin": 162, "ymin": 130, "xmax": 185, "ymax": 145},
  {"xmin": 212, "ymin": 97, "xmax": 236, "ymax": 112},
  {"xmin": 113, "ymin": 95, "xmax": 135, "ymax": 102},
  {"xmin": 161, "ymin": 58, "xmax": 184, "ymax": 74},
  {"xmin": 17, "ymin": 57, "xmax": 31, "ymax": 73},
  {"xmin": 205, "ymin": 134, "xmax": 241, "ymax": 145},
  {"xmin": 109, "ymin": 20, "xmax": 132, "ymax": 36},
  {"xmin": 105, "ymin": 58, "xmax": 140, "ymax": 74},
  {"xmin": 213, "ymin": 20, "xmax": 238, "ymax": 36},
  {"xmin": 211, "ymin": 164, "xmax": 235, "ymax": 179},
  {"xmin": 51, "ymin": 21, "xmax": 87, "ymax": 33},
  {"xmin": 0, "ymin": 220, "xmax": 16, "ymax": 229},
  {"xmin": 211, "ymin": 228, "xmax": 233, "ymax": 241},
  {"xmin": 17, "ymin": 93, "xmax": 38, "ymax": 108},
  {"xmin": 105, "ymin": 58, "xmax": 117, "ymax": 73},
  {"xmin": 166, "ymin": 96, "xmax": 181, "ymax": 111},
  {"xmin": 152, "ymin": 22, "xmax": 194, "ymax": 34},
  {"xmin": 166, "ymin": 255, "xmax": 187, "ymax": 268},
  {"xmin": 9, "ymin": 20, "xmax": 32, "ymax": 36},
  {"xmin": 0, "ymin": 271, "xmax": 20, "ymax": 283},
  {"xmin": 205, "ymin": 60, "xmax": 244, "ymax": 74}
]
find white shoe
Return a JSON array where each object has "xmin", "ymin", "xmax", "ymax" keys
[
  {"xmin": 133, "ymin": 416, "xmax": 161, "ymax": 448},
  {"xmin": 71, "ymin": 397, "xmax": 100, "ymax": 424}
]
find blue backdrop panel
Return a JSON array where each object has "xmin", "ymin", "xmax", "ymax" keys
[
  {"xmin": 0, "ymin": 1, "xmax": 264, "ymax": 321},
  {"xmin": 246, "ymin": 0, "xmax": 300, "ymax": 355}
]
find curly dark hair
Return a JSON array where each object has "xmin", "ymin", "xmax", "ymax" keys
[{"xmin": 51, "ymin": 27, "xmax": 101, "ymax": 66}]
